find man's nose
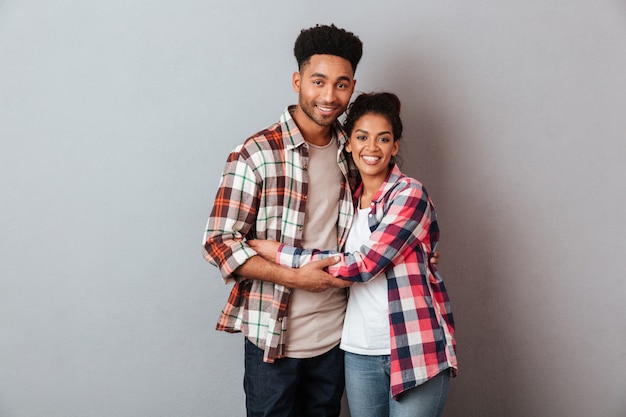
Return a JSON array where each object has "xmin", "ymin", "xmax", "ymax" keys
[{"xmin": 320, "ymin": 85, "xmax": 335, "ymax": 103}]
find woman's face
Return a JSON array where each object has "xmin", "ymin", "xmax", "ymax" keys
[{"xmin": 346, "ymin": 113, "xmax": 399, "ymax": 183}]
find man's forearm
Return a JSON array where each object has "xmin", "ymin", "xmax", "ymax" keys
[
  {"xmin": 234, "ymin": 254, "xmax": 349, "ymax": 293},
  {"xmin": 233, "ymin": 255, "xmax": 296, "ymax": 287}
]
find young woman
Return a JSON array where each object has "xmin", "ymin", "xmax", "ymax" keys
[{"xmin": 250, "ymin": 92, "xmax": 457, "ymax": 417}]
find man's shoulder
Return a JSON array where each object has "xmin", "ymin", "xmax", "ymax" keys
[
  {"xmin": 234, "ymin": 121, "xmax": 285, "ymax": 155},
  {"xmin": 223, "ymin": 121, "xmax": 287, "ymax": 167},
  {"xmin": 227, "ymin": 107, "xmax": 300, "ymax": 162},
  {"xmin": 246, "ymin": 122, "xmax": 284, "ymax": 146}
]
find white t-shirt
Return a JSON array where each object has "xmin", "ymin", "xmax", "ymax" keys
[{"xmin": 340, "ymin": 207, "xmax": 390, "ymax": 355}]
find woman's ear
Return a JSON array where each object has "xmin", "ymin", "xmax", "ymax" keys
[{"xmin": 391, "ymin": 140, "xmax": 399, "ymax": 156}]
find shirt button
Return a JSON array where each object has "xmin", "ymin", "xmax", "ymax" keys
[{"xmin": 303, "ymin": 195, "xmax": 308, "ymax": 200}]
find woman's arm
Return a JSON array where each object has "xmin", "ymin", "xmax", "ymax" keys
[{"xmin": 251, "ymin": 180, "xmax": 437, "ymax": 283}]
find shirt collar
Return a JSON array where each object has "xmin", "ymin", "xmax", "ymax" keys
[{"xmin": 371, "ymin": 164, "xmax": 404, "ymax": 204}]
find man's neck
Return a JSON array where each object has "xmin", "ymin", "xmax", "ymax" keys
[{"xmin": 291, "ymin": 107, "xmax": 334, "ymax": 147}]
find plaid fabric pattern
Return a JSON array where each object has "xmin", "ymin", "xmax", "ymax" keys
[
  {"xmin": 203, "ymin": 106, "xmax": 356, "ymax": 363},
  {"xmin": 276, "ymin": 165, "xmax": 457, "ymax": 397}
]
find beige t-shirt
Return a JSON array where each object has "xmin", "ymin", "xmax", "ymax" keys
[{"xmin": 284, "ymin": 139, "xmax": 348, "ymax": 358}]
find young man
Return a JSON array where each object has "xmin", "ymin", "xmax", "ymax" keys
[{"xmin": 203, "ymin": 24, "xmax": 363, "ymax": 417}]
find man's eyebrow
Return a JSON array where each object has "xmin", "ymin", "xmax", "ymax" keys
[{"xmin": 310, "ymin": 73, "xmax": 352, "ymax": 82}]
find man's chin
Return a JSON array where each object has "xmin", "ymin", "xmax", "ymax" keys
[{"xmin": 313, "ymin": 114, "xmax": 337, "ymax": 127}]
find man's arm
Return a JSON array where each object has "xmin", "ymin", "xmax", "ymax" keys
[
  {"xmin": 204, "ymin": 141, "xmax": 350, "ymax": 292},
  {"xmin": 260, "ymin": 182, "xmax": 439, "ymax": 283},
  {"xmin": 234, "ymin": 255, "xmax": 350, "ymax": 293}
]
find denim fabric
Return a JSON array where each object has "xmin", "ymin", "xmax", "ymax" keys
[
  {"xmin": 344, "ymin": 352, "xmax": 450, "ymax": 417},
  {"xmin": 244, "ymin": 338, "xmax": 345, "ymax": 417}
]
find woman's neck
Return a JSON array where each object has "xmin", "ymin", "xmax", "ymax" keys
[{"xmin": 359, "ymin": 178, "xmax": 383, "ymax": 209}]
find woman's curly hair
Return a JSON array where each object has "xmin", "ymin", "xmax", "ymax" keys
[
  {"xmin": 343, "ymin": 92, "xmax": 403, "ymax": 141},
  {"xmin": 294, "ymin": 24, "xmax": 363, "ymax": 73}
]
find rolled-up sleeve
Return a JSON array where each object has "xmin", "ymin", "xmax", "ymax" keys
[{"xmin": 203, "ymin": 147, "xmax": 260, "ymax": 283}]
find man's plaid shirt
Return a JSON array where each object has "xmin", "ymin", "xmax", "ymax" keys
[
  {"xmin": 276, "ymin": 165, "xmax": 457, "ymax": 397},
  {"xmin": 203, "ymin": 106, "xmax": 357, "ymax": 363}
]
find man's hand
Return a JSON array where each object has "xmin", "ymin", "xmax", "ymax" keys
[
  {"xmin": 291, "ymin": 256, "xmax": 352, "ymax": 292},
  {"xmin": 430, "ymin": 250, "xmax": 440, "ymax": 265},
  {"xmin": 247, "ymin": 240, "xmax": 350, "ymax": 292},
  {"xmin": 234, "ymin": 254, "xmax": 349, "ymax": 292}
]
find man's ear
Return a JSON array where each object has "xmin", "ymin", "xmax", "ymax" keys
[{"xmin": 292, "ymin": 71, "xmax": 301, "ymax": 93}]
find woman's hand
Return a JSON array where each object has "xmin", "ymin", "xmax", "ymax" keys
[{"xmin": 248, "ymin": 239, "xmax": 281, "ymax": 262}]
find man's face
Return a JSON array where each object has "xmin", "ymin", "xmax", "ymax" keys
[{"xmin": 292, "ymin": 54, "xmax": 356, "ymax": 128}]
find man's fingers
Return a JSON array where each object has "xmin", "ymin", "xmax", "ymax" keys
[
  {"xmin": 332, "ymin": 278, "xmax": 352, "ymax": 288},
  {"xmin": 311, "ymin": 256, "xmax": 352, "ymax": 288},
  {"xmin": 296, "ymin": 256, "xmax": 345, "ymax": 292},
  {"xmin": 430, "ymin": 250, "xmax": 440, "ymax": 265},
  {"xmin": 314, "ymin": 255, "xmax": 340, "ymax": 267}
]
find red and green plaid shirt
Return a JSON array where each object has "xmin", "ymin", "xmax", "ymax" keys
[
  {"xmin": 203, "ymin": 106, "xmax": 357, "ymax": 362},
  {"xmin": 276, "ymin": 165, "xmax": 457, "ymax": 397}
]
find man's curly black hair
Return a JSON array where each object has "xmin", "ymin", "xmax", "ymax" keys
[{"xmin": 294, "ymin": 24, "xmax": 363, "ymax": 73}]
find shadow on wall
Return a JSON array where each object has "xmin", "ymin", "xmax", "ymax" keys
[{"xmin": 381, "ymin": 52, "xmax": 532, "ymax": 416}]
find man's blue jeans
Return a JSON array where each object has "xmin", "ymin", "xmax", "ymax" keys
[
  {"xmin": 344, "ymin": 352, "xmax": 450, "ymax": 417},
  {"xmin": 244, "ymin": 338, "xmax": 345, "ymax": 417}
]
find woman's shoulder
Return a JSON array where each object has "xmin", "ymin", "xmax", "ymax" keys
[{"xmin": 388, "ymin": 169, "xmax": 428, "ymax": 198}]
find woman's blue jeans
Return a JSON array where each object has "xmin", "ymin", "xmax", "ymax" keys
[{"xmin": 344, "ymin": 352, "xmax": 450, "ymax": 417}]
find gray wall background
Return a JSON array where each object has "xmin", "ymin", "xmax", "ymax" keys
[{"xmin": 1, "ymin": 1, "xmax": 624, "ymax": 416}]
